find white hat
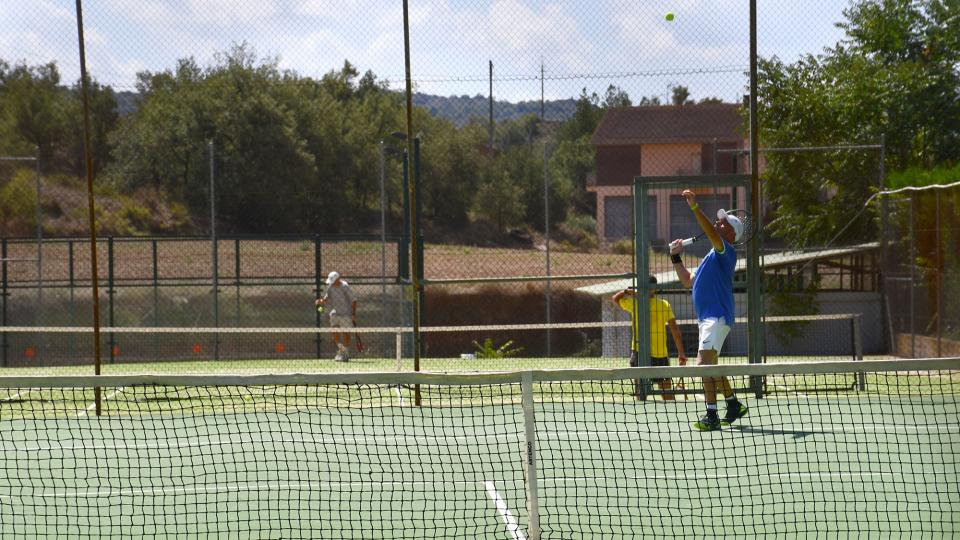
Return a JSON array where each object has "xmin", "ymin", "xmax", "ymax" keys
[
  {"xmin": 717, "ymin": 209, "xmax": 743, "ymax": 242},
  {"xmin": 325, "ymin": 271, "xmax": 340, "ymax": 286}
]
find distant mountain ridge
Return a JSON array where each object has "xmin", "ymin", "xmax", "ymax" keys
[
  {"xmin": 412, "ymin": 93, "xmax": 577, "ymax": 125},
  {"xmin": 114, "ymin": 90, "xmax": 577, "ymax": 124}
]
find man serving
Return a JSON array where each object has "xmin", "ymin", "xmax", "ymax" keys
[{"xmin": 669, "ymin": 189, "xmax": 748, "ymax": 431}]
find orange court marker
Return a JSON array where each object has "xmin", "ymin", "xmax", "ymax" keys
[
  {"xmin": 192, "ymin": 343, "xmax": 202, "ymax": 354},
  {"xmin": 112, "ymin": 345, "xmax": 121, "ymax": 357},
  {"xmin": 24, "ymin": 347, "xmax": 35, "ymax": 358},
  {"xmin": 274, "ymin": 343, "xmax": 285, "ymax": 354}
]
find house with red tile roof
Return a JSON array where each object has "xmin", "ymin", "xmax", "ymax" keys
[{"xmin": 588, "ymin": 103, "xmax": 751, "ymax": 246}]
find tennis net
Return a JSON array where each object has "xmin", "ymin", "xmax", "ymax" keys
[{"xmin": 1, "ymin": 358, "xmax": 957, "ymax": 538}]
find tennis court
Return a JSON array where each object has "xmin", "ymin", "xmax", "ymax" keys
[{"xmin": 1, "ymin": 359, "xmax": 957, "ymax": 538}]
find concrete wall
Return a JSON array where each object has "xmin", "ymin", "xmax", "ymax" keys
[{"xmin": 602, "ymin": 291, "xmax": 885, "ymax": 360}]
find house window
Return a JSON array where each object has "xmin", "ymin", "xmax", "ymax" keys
[{"xmin": 604, "ymin": 196, "xmax": 657, "ymax": 242}]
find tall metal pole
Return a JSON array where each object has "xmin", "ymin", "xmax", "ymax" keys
[
  {"xmin": 34, "ymin": 146, "xmax": 42, "ymax": 324},
  {"xmin": 34, "ymin": 147, "xmax": 43, "ymax": 361},
  {"xmin": 543, "ymin": 142, "xmax": 552, "ymax": 357},
  {"xmin": 878, "ymin": 134, "xmax": 889, "ymax": 353},
  {"xmin": 748, "ymin": 0, "xmax": 764, "ymax": 395},
  {"xmin": 402, "ymin": 0, "xmax": 422, "ymax": 406},
  {"xmin": 379, "ymin": 142, "xmax": 388, "ymax": 303},
  {"xmin": 75, "ymin": 0, "xmax": 103, "ymax": 414},
  {"xmin": 540, "ymin": 60, "xmax": 545, "ymax": 121},
  {"xmin": 209, "ymin": 140, "xmax": 219, "ymax": 360},
  {"xmin": 489, "ymin": 60, "xmax": 494, "ymax": 151}
]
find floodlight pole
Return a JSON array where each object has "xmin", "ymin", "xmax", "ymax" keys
[
  {"xmin": 402, "ymin": 0, "xmax": 422, "ymax": 406},
  {"xmin": 748, "ymin": 0, "xmax": 764, "ymax": 397},
  {"xmin": 75, "ymin": 0, "xmax": 104, "ymax": 415}
]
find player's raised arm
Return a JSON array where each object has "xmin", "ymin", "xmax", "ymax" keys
[{"xmin": 682, "ymin": 189, "xmax": 725, "ymax": 253}]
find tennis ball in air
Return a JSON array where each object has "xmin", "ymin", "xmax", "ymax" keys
[{"xmin": 665, "ymin": 11, "xmax": 674, "ymax": 21}]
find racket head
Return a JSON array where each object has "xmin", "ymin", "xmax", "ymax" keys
[{"xmin": 723, "ymin": 209, "xmax": 755, "ymax": 245}]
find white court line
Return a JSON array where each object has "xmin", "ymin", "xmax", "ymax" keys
[
  {"xmin": 77, "ymin": 388, "xmax": 123, "ymax": 417},
  {"xmin": 484, "ymin": 480, "xmax": 526, "ymax": 540},
  {"xmin": 2, "ymin": 388, "xmax": 35, "ymax": 402},
  {"xmin": 394, "ymin": 385, "xmax": 405, "ymax": 407}
]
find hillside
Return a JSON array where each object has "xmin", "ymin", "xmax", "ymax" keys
[{"xmin": 115, "ymin": 90, "xmax": 576, "ymax": 124}]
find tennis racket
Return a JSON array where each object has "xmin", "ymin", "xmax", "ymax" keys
[
  {"xmin": 352, "ymin": 319, "xmax": 365, "ymax": 353},
  {"xmin": 680, "ymin": 208, "xmax": 755, "ymax": 247}
]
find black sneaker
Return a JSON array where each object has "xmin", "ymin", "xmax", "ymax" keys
[
  {"xmin": 721, "ymin": 401, "xmax": 748, "ymax": 426},
  {"xmin": 694, "ymin": 412, "xmax": 721, "ymax": 431}
]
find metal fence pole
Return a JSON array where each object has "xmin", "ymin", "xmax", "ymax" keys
[
  {"xmin": 68, "ymin": 240, "xmax": 75, "ymax": 327},
  {"xmin": 209, "ymin": 140, "xmax": 219, "ymax": 361},
  {"xmin": 543, "ymin": 141, "xmax": 552, "ymax": 357},
  {"xmin": 235, "ymin": 237, "xmax": 241, "ymax": 327},
  {"xmin": 108, "ymin": 236, "xmax": 115, "ymax": 363},
  {"xmin": 34, "ymin": 147, "xmax": 42, "ymax": 356},
  {"xmin": 314, "ymin": 234, "xmax": 322, "ymax": 359},
  {"xmin": 936, "ymin": 190, "xmax": 942, "ymax": 357},
  {"xmin": 152, "ymin": 238, "xmax": 159, "ymax": 357},
  {"xmin": 2, "ymin": 238, "xmax": 7, "ymax": 367}
]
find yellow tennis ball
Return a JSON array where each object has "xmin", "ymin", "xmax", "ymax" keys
[{"xmin": 665, "ymin": 11, "xmax": 674, "ymax": 21}]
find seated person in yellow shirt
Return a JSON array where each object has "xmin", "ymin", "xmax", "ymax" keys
[{"xmin": 612, "ymin": 276, "xmax": 687, "ymax": 400}]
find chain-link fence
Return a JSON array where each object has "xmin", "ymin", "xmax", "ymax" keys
[
  {"xmin": 882, "ymin": 182, "xmax": 960, "ymax": 358},
  {"xmin": 1, "ymin": 1, "xmax": 956, "ymax": 373}
]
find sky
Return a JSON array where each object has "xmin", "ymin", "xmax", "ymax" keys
[{"xmin": 0, "ymin": 0, "xmax": 853, "ymax": 103}]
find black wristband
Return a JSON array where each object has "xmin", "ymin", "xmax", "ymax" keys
[{"xmin": 671, "ymin": 253, "xmax": 682, "ymax": 264}]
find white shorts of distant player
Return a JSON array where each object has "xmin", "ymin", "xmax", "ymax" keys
[
  {"xmin": 329, "ymin": 314, "xmax": 353, "ymax": 328},
  {"xmin": 697, "ymin": 317, "xmax": 731, "ymax": 352}
]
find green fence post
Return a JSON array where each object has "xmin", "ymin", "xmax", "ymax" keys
[
  {"xmin": 235, "ymin": 237, "xmax": 241, "ymax": 327},
  {"xmin": 68, "ymin": 240, "xmax": 75, "ymax": 326},
  {"xmin": 399, "ymin": 151, "xmax": 410, "ymax": 282},
  {"xmin": 314, "ymin": 234, "xmax": 322, "ymax": 359},
  {"xmin": 108, "ymin": 236, "xmax": 115, "ymax": 364},
  {"xmin": 2, "ymin": 238, "xmax": 7, "ymax": 367},
  {"xmin": 632, "ymin": 178, "xmax": 652, "ymax": 400},
  {"xmin": 414, "ymin": 137, "xmax": 424, "ymax": 358}
]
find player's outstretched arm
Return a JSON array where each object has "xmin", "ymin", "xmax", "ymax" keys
[{"xmin": 682, "ymin": 189, "xmax": 724, "ymax": 253}]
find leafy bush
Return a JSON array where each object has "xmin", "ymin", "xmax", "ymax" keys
[{"xmin": 472, "ymin": 338, "xmax": 524, "ymax": 359}]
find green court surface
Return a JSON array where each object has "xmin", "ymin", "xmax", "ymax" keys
[{"xmin": 1, "ymin": 383, "xmax": 957, "ymax": 538}]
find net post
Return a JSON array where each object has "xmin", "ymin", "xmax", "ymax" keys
[
  {"xmin": 520, "ymin": 371, "xmax": 540, "ymax": 540},
  {"xmin": 853, "ymin": 314, "xmax": 865, "ymax": 391}
]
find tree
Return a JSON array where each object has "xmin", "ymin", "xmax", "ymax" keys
[
  {"xmin": 758, "ymin": 0, "xmax": 960, "ymax": 248},
  {"xmin": 670, "ymin": 85, "xmax": 692, "ymax": 106}
]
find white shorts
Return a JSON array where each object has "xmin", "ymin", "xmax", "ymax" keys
[
  {"xmin": 697, "ymin": 317, "xmax": 731, "ymax": 352},
  {"xmin": 329, "ymin": 314, "xmax": 353, "ymax": 328}
]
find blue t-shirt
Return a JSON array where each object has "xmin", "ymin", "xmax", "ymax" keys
[{"xmin": 692, "ymin": 240, "xmax": 737, "ymax": 324}]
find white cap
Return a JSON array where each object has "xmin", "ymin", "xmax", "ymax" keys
[
  {"xmin": 325, "ymin": 271, "xmax": 340, "ymax": 286},
  {"xmin": 717, "ymin": 209, "xmax": 743, "ymax": 242}
]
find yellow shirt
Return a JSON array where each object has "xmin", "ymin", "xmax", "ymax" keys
[{"xmin": 617, "ymin": 296, "xmax": 675, "ymax": 357}]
